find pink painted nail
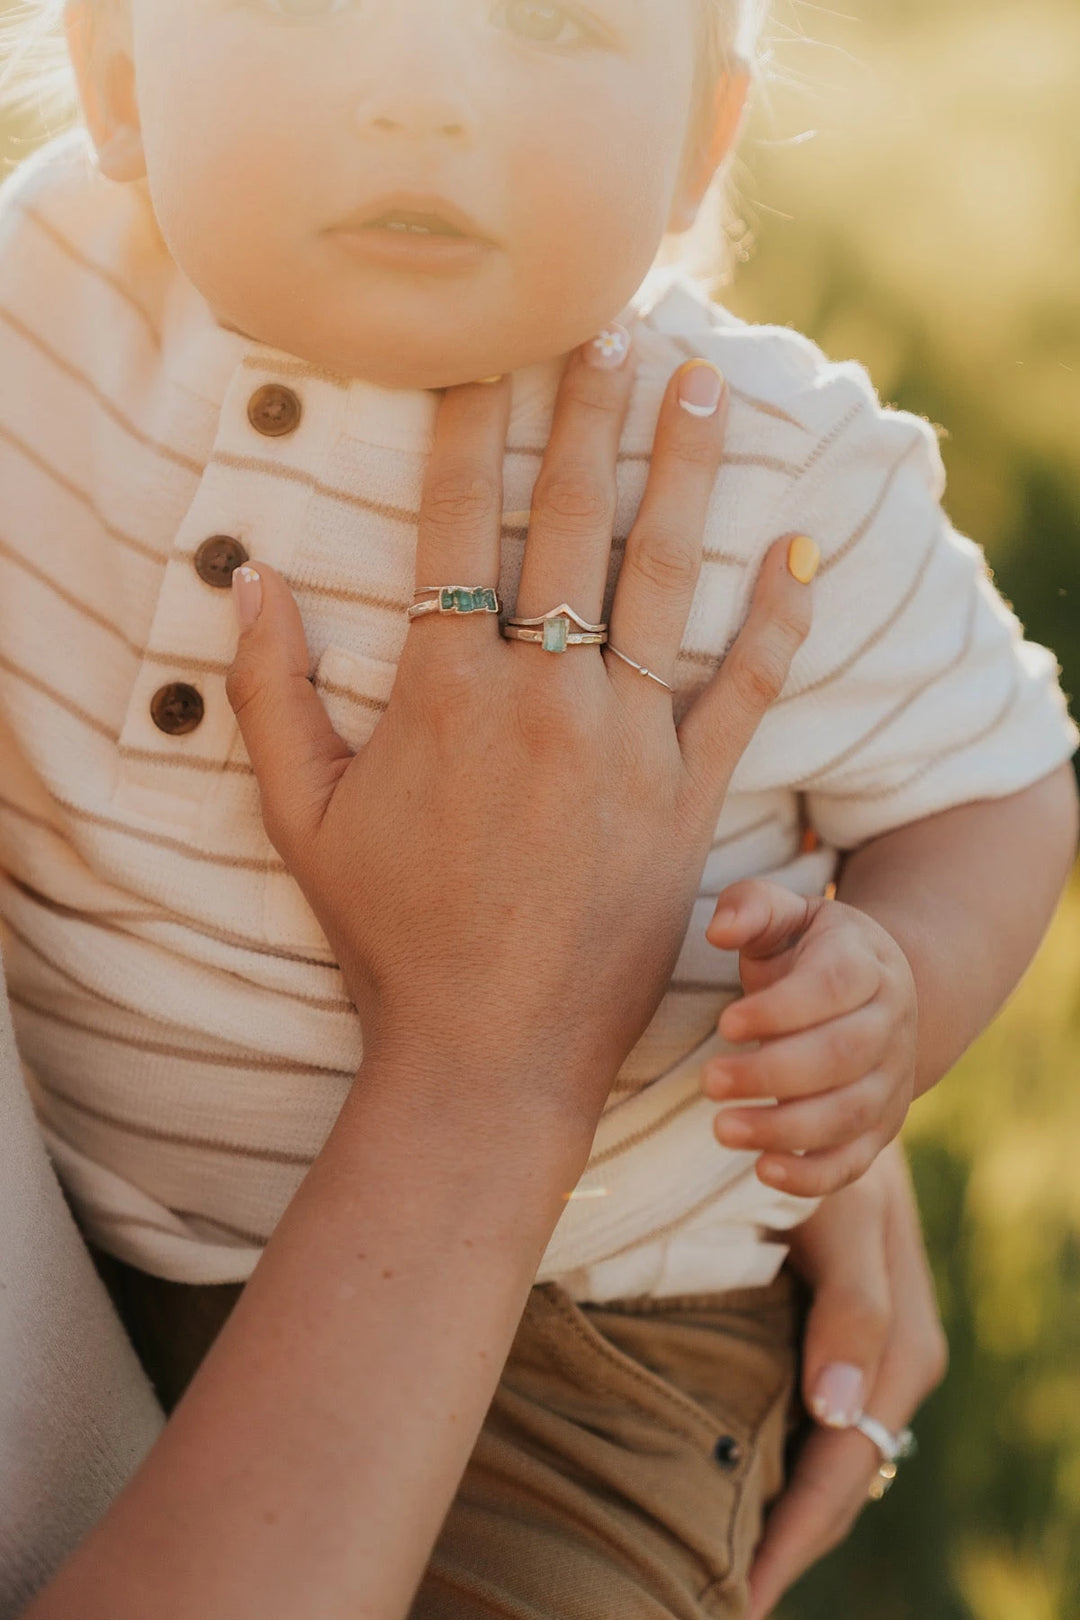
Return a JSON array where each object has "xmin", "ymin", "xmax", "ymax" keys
[
  {"xmin": 232, "ymin": 564, "xmax": 263, "ymax": 632},
  {"xmin": 810, "ymin": 1363, "xmax": 865, "ymax": 1428},
  {"xmin": 584, "ymin": 322, "xmax": 631, "ymax": 371},
  {"xmin": 677, "ymin": 359, "xmax": 724, "ymax": 418}
]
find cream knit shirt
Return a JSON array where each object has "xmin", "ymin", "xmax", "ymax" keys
[{"xmin": 1, "ymin": 133, "xmax": 1075, "ymax": 1296}]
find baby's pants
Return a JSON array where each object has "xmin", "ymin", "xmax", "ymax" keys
[{"xmin": 94, "ymin": 1253, "xmax": 800, "ymax": 1619}]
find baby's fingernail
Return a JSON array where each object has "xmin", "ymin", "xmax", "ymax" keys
[
  {"xmin": 584, "ymin": 322, "xmax": 632, "ymax": 371},
  {"xmin": 710, "ymin": 905, "xmax": 738, "ymax": 934},
  {"xmin": 717, "ymin": 1114, "xmax": 754, "ymax": 1147},
  {"xmin": 232, "ymin": 565, "xmax": 263, "ymax": 631},
  {"xmin": 703, "ymin": 1062, "xmax": 730, "ymax": 1096},
  {"xmin": 810, "ymin": 1363, "xmax": 865, "ymax": 1428},
  {"xmin": 677, "ymin": 359, "xmax": 724, "ymax": 418},
  {"xmin": 787, "ymin": 535, "xmax": 821, "ymax": 585}
]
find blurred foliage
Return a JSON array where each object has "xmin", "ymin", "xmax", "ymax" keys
[
  {"xmin": 730, "ymin": 9, "xmax": 1080, "ymax": 1614},
  {"xmin": 2, "ymin": 1, "xmax": 1079, "ymax": 1615}
]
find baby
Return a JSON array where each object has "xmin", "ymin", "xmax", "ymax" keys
[{"xmin": 0, "ymin": 0, "xmax": 1076, "ymax": 1457}]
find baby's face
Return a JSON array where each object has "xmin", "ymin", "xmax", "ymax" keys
[{"xmin": 126, "ymin": 0, "xmax": 706, "ymax": 388}]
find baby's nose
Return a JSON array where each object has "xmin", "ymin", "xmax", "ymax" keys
[{"xmin": 354, "ymin": 72, "xmax": 478, "ymax": 145}]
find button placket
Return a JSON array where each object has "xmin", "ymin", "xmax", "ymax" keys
[{"xmin": 114, "ymin": 361, "xmax": 348, "ymax": 821}]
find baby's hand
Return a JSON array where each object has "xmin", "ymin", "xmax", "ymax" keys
[{"xmin": 701, "ymin": 880, "xmax": 918, "ymax": 1197}]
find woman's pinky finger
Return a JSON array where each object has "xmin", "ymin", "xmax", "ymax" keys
[
  {"xmin": 756, "ymin": 1133, "xmax": 879, "ymax": 1197},
  {"xmin": 678, "ymin": 534, "xmax": 819, "ymax": 816}
]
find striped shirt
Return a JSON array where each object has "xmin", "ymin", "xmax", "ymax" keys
[{"xmin": 1, "ymin": 132, "xmax": 1075, "ymax": 1298}]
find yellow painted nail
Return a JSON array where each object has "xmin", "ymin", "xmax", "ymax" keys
[{"xmin": 787, "ymin": 534, "xmax": 821, "ymax": 585}]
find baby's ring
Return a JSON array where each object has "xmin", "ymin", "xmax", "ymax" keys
[
  {"xmin": 407, "ymin": 586, "xmax": 501, "ymax": 620},
  {"xmin": 604, "ymin": 644, "xmax": 674, "ymax": 692}
]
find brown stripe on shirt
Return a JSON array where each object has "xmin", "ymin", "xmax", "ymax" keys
[
  {"xmin": 0, "ymin": 419, "xmax": 166, "ymax": 563},
  {"xmin": 0, "ymin": 303, "xmax": 204, "ymax": 476},
  {"xmin": 22, "ymin": 203, "xmax": 163, "ymax": 349},
  {"xmin": 12, "ymin": 987, "xmax": 352, "ymax": 1078}
]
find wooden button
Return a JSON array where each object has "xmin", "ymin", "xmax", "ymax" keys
[
  {"xmin": 247, "ymin": 383, "xmax": 302, "ymax": 438},
  {"xmin": 150, "ymin": 682, "xmax": 205, "ymax": 736},
  {"xmin": 194, "ymin": 534, "xmax": 249, "ymax": 588}
]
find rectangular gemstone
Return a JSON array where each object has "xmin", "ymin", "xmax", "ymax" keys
[
  {"xmin": 542, "ymin": 616, "xmax": 568, "ymax": 653},
  {"xmin": 441, "ymin": 588, "xmax": 456, "ymax": 611}
]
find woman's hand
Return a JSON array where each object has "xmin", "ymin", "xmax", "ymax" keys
[
  {"xmin": 746, "ymin": 1142, "xmax": 949, "ymax": 1620},
  {"xmin": 703, "ymin": 881, "xmax": 919, "ymax": 1194},
  {"xmin": 226, "ymin": 342, "xmax": 817, "ymax": 1141}
]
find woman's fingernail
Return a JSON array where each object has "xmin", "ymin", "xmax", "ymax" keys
[
  {"xmin": 232, "ymin": 565, "xmax": 263, "ymax": 631},
  {"xmin": 677, "ymin": 359, "xmax": 725, "ymax": 418},
  {"xmin": 787, "ymin": 535, "xmax": 821, "ymax": 584},
  {"xmin": 477, "ymin": 375, "xmax": 505, "ymax": 384},
  {"xmin": 584, "ymin": 322, "xmax": 631, "ymax": 371},
  {"xmin": 810, "ymin": 1363, "xmax": 866, "ymax": 1428}
]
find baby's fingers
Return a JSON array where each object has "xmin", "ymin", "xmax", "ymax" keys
[
  {"xmin": 753, "ymin": 1137, "xmax": 884, "ymax": 1198},
  {"xmin": 704, "ymin": 1004, "xmax": 888, "ymax": 1102},
  {"xmin": 714, "ymin": 1070, "xmax": 895, "ymax": 1157},
  {"xmin": 718, "ymin": 913, "xmax": 882, "ymax": 1044},
  {"xmin": 706, "ymin": 879, "xmax": 822, "ymax": 957}
]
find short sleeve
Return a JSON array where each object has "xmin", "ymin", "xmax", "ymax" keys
[{"xmin": 723, "ymin": 358, "xmax": 1079, "ymax": 849}]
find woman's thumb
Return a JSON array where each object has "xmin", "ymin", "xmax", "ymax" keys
[{"xmin": 226, "ymin": 563, "xmax": 352, "ymax": 857}]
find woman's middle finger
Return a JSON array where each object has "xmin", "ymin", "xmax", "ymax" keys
[{"xmin": 513, "ymin": 323, "xmax": 636, "ymax": 628}]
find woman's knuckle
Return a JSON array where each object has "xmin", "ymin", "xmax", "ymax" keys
[
  {"xmin": 628, "ymin": 531, "xmax": 698, "ymax": 596},
  {"xmin": 731, "ymin": 647, "xmax": 787, "ymax": 709},
  {"xmin": 424, "ymin": 467, "xmax": 500, "ymax": 531},
  {"xmin": 535, "ymin": 471, "xmax": 614, "ymax": 533},
  {"xmin": 224, "ymin": 659, "xmax": 264, "ymax": 720}
]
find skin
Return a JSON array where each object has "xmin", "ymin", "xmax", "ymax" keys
[
  {"xmin": 70, "ymin": 0, "xmax": 743, "ymax": 388},
  {"xmin": 52, "ymin": 0, "xmax": 1079, "ymax": 1607}
]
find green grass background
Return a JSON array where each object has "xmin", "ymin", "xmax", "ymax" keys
[{"xmin": 3, "ymin": 1, "xmax": 1079, "ymax": 1613}]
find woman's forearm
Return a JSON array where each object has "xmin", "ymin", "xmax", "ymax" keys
[
  {"xmin": 25, "ymin": 1053, "xmax": 592, "ymax": 1620},
  {"xmin": 836, "ymin": 762, "xmax": 1078, "ymax": 1097}
]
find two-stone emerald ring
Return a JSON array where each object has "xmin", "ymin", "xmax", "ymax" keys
[
  {"xmin": 408, "ymin": 585, "xmax": 502, "ymax": 621},
  {"xmin": 503, "ymin": 603, "xmax": 609, "ymax": 654}
]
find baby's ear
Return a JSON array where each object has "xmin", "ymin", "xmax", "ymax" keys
[
  {"xmin": 668, "ymin": 70, "xmax": 751, "ymax": 233},
  {"xmin": 65, "ymin": 0, "xmax": 146, "ymax": 182}
]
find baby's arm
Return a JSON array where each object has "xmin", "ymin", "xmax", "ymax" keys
[{"xmin": 702, "ymin": 763, "xmax": 1079, "ymax": 1196}]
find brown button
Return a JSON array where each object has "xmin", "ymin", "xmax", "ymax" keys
[
  {"xmin": 247, "ymin": 383, "xmax": 302, "ymax": 438},
  {"xmin": 150, "ymin": 682, "xmax": 204, "ymax": 736},
  {"xmin": 194, "ymin": 534, "xmax": 249, "ymax": 588}
]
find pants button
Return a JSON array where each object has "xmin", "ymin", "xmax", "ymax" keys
[{"xmin": 713, "ymin": 1435, "xmax": 743, "ymax": 1469}]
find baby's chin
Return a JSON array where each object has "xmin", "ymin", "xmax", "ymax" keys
[{"xmin": 210, "ymin": 301, "xmax": 569, "ymax": 393}]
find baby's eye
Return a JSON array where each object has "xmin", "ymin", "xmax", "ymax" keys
[{"xmin": 493, "ymin": 1, "xmax": 589, "ymax": 47}]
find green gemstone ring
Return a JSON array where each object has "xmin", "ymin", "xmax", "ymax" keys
[{"xmin": 407, "ymin": 585, "xmax": 501, "ymax": 621}]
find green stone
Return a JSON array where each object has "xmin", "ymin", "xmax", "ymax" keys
[
  {"xmin": 454, "ymin": 588, "xmax": 474, "ymax": 613},
  {"xmin": 480, "ymin": 588, "xmax": 498, "ymax": 612},
  {"xmin": 441, "ymin": 588, "xmax": 457, "ymax": 611},
  {"xmin": 542, "ymin": 616, "xmax": 569, "ymax": 653}
]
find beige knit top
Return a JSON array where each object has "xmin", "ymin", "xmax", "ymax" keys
[{"xmin": 1, "ymin": 133, "xmax": 1075, "ymax": 1296}]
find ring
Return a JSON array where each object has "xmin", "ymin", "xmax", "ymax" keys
[
  {"xmin": 407, "ymin": 586, "xmax": 501, "ymax": 621},
  {"xmin": 503, "ymin": 626, "xmax": 608, "ymax": 652},
  {"xmin": 854, "ymin": 1414, "xmax": 917, "ymax": 1501},
  {"xmin": 506, "ymin": 603, "xmax": 607, "ymax": 634},
  {"xmin": 604, "ymin": 644, "xmax": 674, "ymax": 692}
]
